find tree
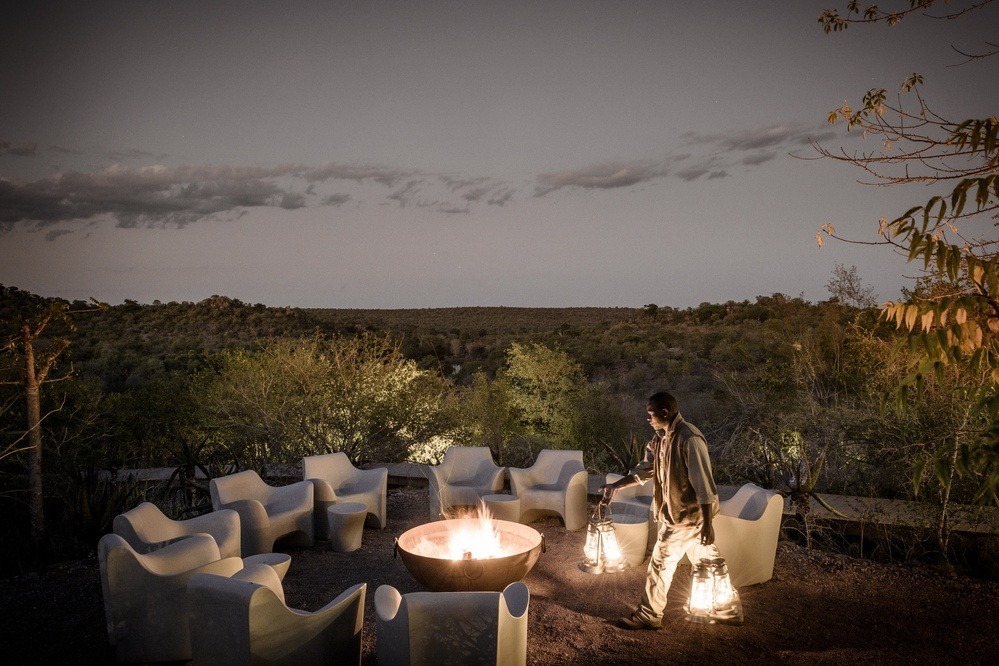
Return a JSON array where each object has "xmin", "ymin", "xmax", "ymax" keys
[
  {"xmin": 826, "ymin": 263, "xmax": 879, "ymax": 309},
  {"xmin": 1, "ymin": 290, "xmax": 104, "ymax": 550},
  {"xmin": 815, "ymin": 0, "xmax": 999, "ymax": 503},
  {"xmin": 855, "ymin": 325, "xmax": 993, "ymax": 561},
  {"xmin": 198, "ymin": 334, "xmax": 451, "ymax": 468},
  {"xmin": 459, "ymin": 371, "xmax": 522, "ymax": 465},
  {"xmin": 502, "ymin": 342, "xmax": 587, "ymax": 448}
]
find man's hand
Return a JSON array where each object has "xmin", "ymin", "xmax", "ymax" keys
[
  {"xmin": 699, "ymin": 522, "xmax": 715, "ymax": 546},
  {"xmin": 597, "ymin": 483, "xmax": 616, "ymax": 506}
]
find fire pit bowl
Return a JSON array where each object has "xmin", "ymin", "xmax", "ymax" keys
[{"xmin": 395, "ymin": 518, "xmax": 544, "ymax": 592}]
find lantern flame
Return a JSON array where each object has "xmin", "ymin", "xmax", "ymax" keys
[
  {"xmin": 580, "ymin": 503, "xmax": 627, "ymax": 574},
  {"xmin": 685, "ymin": 557, "xmax": 744, "ymax": 625}
]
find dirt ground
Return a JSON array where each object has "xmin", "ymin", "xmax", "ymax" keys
[{"xmin": 2, "ymin": 486, "xmax": 998, "ymax": 665}]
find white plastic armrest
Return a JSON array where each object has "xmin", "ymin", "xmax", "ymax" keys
[
  {"xmin": 308, "ymin": 478, "xmax": 338, "ymax": 503},
  {"xmin": 374, "ymin": 584, "xmax": 402, "ymax": 622}
]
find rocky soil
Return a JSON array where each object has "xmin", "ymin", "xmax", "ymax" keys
[{"xmin": 3, "ymin": 486, "xmax": 998, "ymax": 665}]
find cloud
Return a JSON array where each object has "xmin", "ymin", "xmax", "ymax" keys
[
  {"xmin": 680, "ymin": 123, "xmax": 836, "ymax": 167},
  {"xmin": 0, "ymin": 163, "xmax": 295, "ymax": 231},
  {"xmin": 386, "ymin": 179, "xmax": 423, "ymax": 208},
  {"xmin": 322, "ymin": 193, "xmax": 351, "ymax": 206},
  {"xmin": 533, "ymin": 160, "xmax": 667, "ymax": 196},
  {"xmin": 0, "ymin": 123, "xmax": 816, "ymax": 235},
  {"xmin": 279, "ymin": 192, "xmax": 307, "ymax": 210},
  {"xmin": 742, "ymin": 152, "xmax": 776, "ymax": 166},
  {"xmin": 48, "ymin": 144, "xmax": 83, "ymax": 155},
  {"xmin": 43, "ymin": 229, "xmax": 75, "ymax": 241},
  {"xmin": 103, "ymin": 148, "xmax": 170, "ymax": 162},
  {"xmin": 487, "ymin": 188, "xmax": 515, "ymax": 206},
  {"xmin": 441, "ymin": 175, "xmax": 490, "ymax": 191},
  {"xmin": 0, "ymin": 139, "xmax": 38, "ymax": 157},
  {"xmin": 303, "ymin": 162, "xmax": 415, "ymax": 187},
  {"xmin": 675, "ymin": 166, "xmax": 711, "ymax": 182},
  {"xmin": 0, "ymin": 160, "xmax": 508, "ymax": 234}
]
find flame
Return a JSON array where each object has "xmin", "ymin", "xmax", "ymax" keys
[{"xmin": 412, "ymin": 502, "xmax": 507, "ymax": 560}]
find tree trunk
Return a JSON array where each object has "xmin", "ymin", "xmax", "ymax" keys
[{"xmin": 23, "ymin": 326, "xmax": 46, "ymax": 549}]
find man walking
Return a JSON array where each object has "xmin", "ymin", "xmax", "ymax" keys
[{"xmin": 600, "ymin": 391, "xmax": 722, "ymax": 629}]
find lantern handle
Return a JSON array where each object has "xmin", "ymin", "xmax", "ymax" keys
[{"xmin": 591, "ymin": 501, "xmax": 614, "ymax": 522}]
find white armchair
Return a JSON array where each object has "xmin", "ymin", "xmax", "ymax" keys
[
  {"xmin": 712, "ymin": 482, "xmax": 784, "ymax": 587},
  {"xmin": 508, "ymin": 449, "xmax": 588, "ymax": 531},
  {"xmin": 303, "ymin": 452, "xmax": 388, "ymax": 536},
  {"xmin": 113, "ymin": 501, "xmax": 242, "ymax": 558},
  {"xmin": 427, "ymin": 446, "xmax": 505, "ymax": 520},
  {"xmin": 188, "ymin": 564, "xmax": 366, "ymax": 666},
  {"xmin": 375, "ymin": 582, "xmax": 529, "ymax": 666},
  {"xmin": 210, "ymin": 470, "xmax": 314, "ymax": 556},
  {"xmin": 98, "ymin": 532, "xmax": 244, "ymax": 663},
  {"xmin": 606, "ymin": 472, "xmax": 656, "ymax": 552}
]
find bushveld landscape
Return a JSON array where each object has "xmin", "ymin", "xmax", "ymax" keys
[
  {"xmin": 3, "ymin": 283, "xmax": 998, "ymax": 575},
  {"xmin": 2, "ymin": 283, "xmax": 999, "ymax": 662}
]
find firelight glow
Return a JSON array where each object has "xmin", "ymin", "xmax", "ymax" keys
[{"xmin": 412, "ymin": 506, "xmax": 505, "ymax": 560}]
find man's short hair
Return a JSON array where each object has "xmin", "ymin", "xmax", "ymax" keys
[{"xmin": 647, "ymin": 391, "xmax": 678, "ymax": 420}]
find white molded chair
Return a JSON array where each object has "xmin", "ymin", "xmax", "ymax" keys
[
  {"xmin": 375, "ymin": 582, "xmax": 529, "ymax": 666},
  {"xmin": 98, "ymin": 532, "xmax": 244, "ymax": 663},
  {"xmin": 210, "ymin": 470, "xmax": 315, "ymax": 556},
  {"xmin": 113, "ymin": 501, "xmax": 242, "ymax": 558},
  {"xmin": 712, "ymin": 483, "xmax": 784, "ymax": 587},
  {"xmin": 188, "ymin": 564, "xmax": 366, "ymax": 666},
  {"xmin": 427, "ymin": 446, "xmax": 505, "ymax": 520},
  {"xmin": 508, "ymin": 449, "xmax": 588, "ymax": 531},
  {"xmin": 606, "ymin": 472, "xmax": 656, "ymax": 552},
  {"xmin": 303, "ymin": 452, "xmax": 388, "ymax": 536}
]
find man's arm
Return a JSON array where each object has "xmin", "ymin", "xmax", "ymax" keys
[
  {"xmin": 699, "ymin": 503, "xmax": 715, "ymax": 545},
  {"xmin": 600, "ymin": 436, "xmax": 656, "ymax": 504},
  {"xmin": 598, "ymin": 475, "xmax": 638, "ymax": 505}
]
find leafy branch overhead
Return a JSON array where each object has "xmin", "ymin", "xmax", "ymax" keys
[{"xmin": 816, "ymin": 0, "xmax": 999, "ymax": 503}]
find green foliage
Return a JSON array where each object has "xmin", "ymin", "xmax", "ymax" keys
[
  {"xmin": 162, "ymin": 437, "xmax": 240, "ymax": 517},
  {"xmin": 196, "ymin": 334, "xmax": 452, "ymax": 468},
  {"xmin": 818, "ymin": 1, "xmax": 999, "ymax": 507},
  {"xmin": 56, "ymin": 467, "xmax": 143, "ymax": 557},
  {"xmin": 503, "ymin": 342, "xmax": 587, "ymax": 444},
  {"xmin": 457, "ymin": 372, "xmax": 522, "ymax": 465}
]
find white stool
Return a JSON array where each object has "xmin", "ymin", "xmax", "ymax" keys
[
  {"xmin": 609, "ymin": 503, "xmax": 651, "ymax": 568},
  {"xmin": 327, "ymin": 502, "xmax": 367, "ymax": 552},
  {"xmin": 482, "ymin": 494, "xmax": 521, "ymax": 523}
]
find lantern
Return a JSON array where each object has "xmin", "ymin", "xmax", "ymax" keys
[
  {"xmin": 579, "ymin": 503, "xmax": 627, "ymax": 574},
  {"xmin": 685, "ymin": 557, "xmax": 744, "ymax": 625},
  {"xmin": 685, "ymin": 560, "xmax": 715, "ymax": 621}
]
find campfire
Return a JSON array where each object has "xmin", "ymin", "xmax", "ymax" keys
[{"xmin": 395, "ymin": 503, "xmax": 545, "ymax": 592}]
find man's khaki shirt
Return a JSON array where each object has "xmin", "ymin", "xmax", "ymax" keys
[{"xmin": 628, "ymin": 414, "xmax": 719, "ymax": 526}]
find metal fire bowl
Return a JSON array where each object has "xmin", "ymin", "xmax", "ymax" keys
[{"xmin": 395, "ymin": 518, "xmax": 544, "ymax": 592}]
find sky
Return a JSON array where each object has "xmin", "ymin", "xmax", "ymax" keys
[{"xmin": 1, "ymin": 1, "xmax": 997, "ymax": 309}]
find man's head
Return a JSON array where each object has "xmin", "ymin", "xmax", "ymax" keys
[{"xmin": 646, "ymin": 391, "xmax": 678, "ymax": 430}]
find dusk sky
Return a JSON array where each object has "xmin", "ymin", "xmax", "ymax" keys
[{"xmin": 2, "ymin": 1, "xmax": 996, "ymax": 309}]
